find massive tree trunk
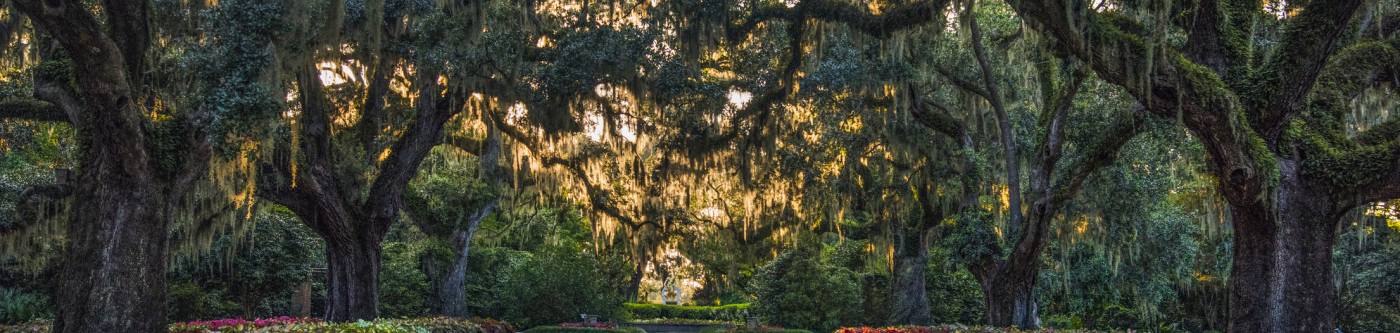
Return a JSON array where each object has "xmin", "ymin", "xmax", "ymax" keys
[
  {"xmin": 888, "ymin": 226, "xmax": 931, "ymax": 325},
  {"xmin": 976, "ymin": 270, "xmax": 1039, "ymax": 329},
  {"xmin": 323, "ymin": 232, "xmax": 384, "ymax": 321},
  {"xmin": 6, "ymin": 1, "xmax": 185, "ymax": 332},
  {"xmin": 971, "ymin": 209, "xmax": 1047, "ymax": 330},
  {"xmin": 54, "ymin": 174, "xmax": 167, "ymax": 333},
  {"xmin": 1226, "ymin": 160, "xmax": 1344, "ymax": 332}
]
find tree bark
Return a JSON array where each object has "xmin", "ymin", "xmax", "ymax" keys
[
  {"xmin": 53, "ymin": 177, "xmax": 167, "ymax": 333},
  {"xmin": 436, "ymin": 230, "xmax": 474, "ymax": 317},
  {"xmin": 323, "ymin": 234, "xmax": 384, "ymax": 322},
  {"xmin": 8, "ymin": 1, "xmax": 173, "ymax": 332},
  {"xmin": 435, "ymin": 201, "xmax": 493, "ymax": 317},
  {"xmin": 978, "ymin": 273, "xmax": 1039, "ymax": 329},
  {"xmin": 1227, "ymin": 160, "xmax": 1343, "ymax": 333},
  {"xmin": 625, "ymin": 258, "xmax": 647, "ymax": 302},
  {"xmin": 888, "ymin": 226, "xmax": 931, "ymax": 325}
]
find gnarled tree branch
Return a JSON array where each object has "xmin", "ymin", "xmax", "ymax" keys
[{"xmin": 0, "ymin": 98, "xmax": 67, "ymax": 122}]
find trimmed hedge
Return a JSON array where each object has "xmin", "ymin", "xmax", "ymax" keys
[
  {"xmin": 699, "ymin": 327, "xmax": 813, "ymax": 333},
  {"xmin": 627, "ymin": 318, "xmax": 734, "ymax": 325},
  {"xmin": 523, "ymin": 325, "xmax": 647, "ymax": 333},
  {"xmin": 623, "ymin": 303, "xmax": 750, "ymax": 321},
  {"xmin": 836, "ymin": 326, "xmax": 1140, "ymax": 333}
]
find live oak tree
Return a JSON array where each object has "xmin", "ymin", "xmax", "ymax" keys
[
  {"xmin": 0, "ymin": 0, "xmax": 281, "ymax": 332},
  {"xmin": 250, "ymin": 0, "xmax": 497, "ymax": 321},
  {"xmin": 1002, "ymin": 0, "xmax": 1400, "ymax": 331},
  {"xmin": 907, "ymin": 1, "xmax": 1148, "ymax": 327},
  {"xmin": 719, "ymin": 0, "xmax": 1148, "ymax": 327},
  {"xmin": 252, "ymin": 0, "xmax": 693, "ymax": 320}
]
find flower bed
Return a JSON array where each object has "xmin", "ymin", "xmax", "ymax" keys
[
  {"xmin": 0, "ymin": 317, "xmax": 510, "ymax": 333},
  {"xmin": 168, "ymin": 316, "xmax": 317, "ymax": 332},
  {"xmin": 176, "ymin": 316, "xmax": 502, "ymax": 333},
  {"xmin": 836, "ymin": 326, "xmax": 1137, "ymax": 333},
  {"xmin": 0, "ymin": 319, "xmax": 50, "ymax": 333}
]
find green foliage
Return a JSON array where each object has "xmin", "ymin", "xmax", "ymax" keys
[
  {"xmin": 496, "ymin": 246, "xmax": 628, "ymax": 328},
  {"xmin": 1039, "ymin": 122, "xmax": 1207, "ymax": 331},
  {"xmin": 923, "ymin": 248, "xmax": 983, "ymax": 325},
  {"xmin": 461, "ymin": 247, "xmax": 532, "ymax": 316},
  {"xmin": 941, "ymin": 210, "xmax": 1000, "ymax": 266},
  {"xmin": 188, "ymin": 0, "xmax": 286, "ymax": 154},
  {"xmin": 625, "ymin": 318, "xmax": 736, "ymax": 325},
  {"xmin": 380, "ymin": 240, "xmax": 432, "ymax": 317},
  {"xmin": 749, "ymin": 245, "xmax": 862, "ymax": 333},
  {"xmin": 1336, "ymin": 219, "xmax": 1400, "ymax": 333},
  {"xmin": 167, "ymin": 209, "xmax": 321, "ymax": 321},
  {"xmin": 4, "ymin": 317, "xmax": 501, "ymax": 333},
  {"xmin": 166, "ymin": 280, "xmax": 241, "ymax": 322},
  {"xmin": 622, "ymin": 303, "xmax": 750, "ymax": 321},
  {"xmin": 0, "ymin": 288, "xmax": 51, "ymax": 324}
]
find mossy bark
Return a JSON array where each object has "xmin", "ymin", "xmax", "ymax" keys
[
  {"xmin": 888, "ymin": 226, "xmax": 931, "ymax": 325},
  {"xmin": 1227, "ymin": 159, "xmax": 1345, "ymax": 332},
  {"xmin": 323, "ymin": 231, "xmax": 385, "ymax": 321},
  {"xmin": 7, "ymin": 1, "xmax": 190, "ymax": 332}
]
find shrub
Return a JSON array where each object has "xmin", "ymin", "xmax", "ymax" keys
[
  {"xmin": 165, "ymin": 281, "xmax": 239, "ymax": 323},
  {"xmin": 380, "ymin": 240, "xmax": 432, "ymax": 317},
  {"xmin": 834, "ymin": 326, "xmax": 1137, "ymax": 333},
  {"xmin": 626, "ymin": 318, "xmax": 735, "ymax": 325},
  {"xmin": 165, "ymin": 209, "xmax": 319, "ymax": 321},
  {"xmin": 497, "ymin": 246, "xmax": 627, "ymax": 328},
  {"xmin": 622, "ymin": 303, "xmax": 750, "ymax": 321},
  {"xmin": 0, "ymin": 288, "xmax": 51, "ymax": 324},
  {"xmin": 749, "ymin": 245, "xmax": 862, "ymax": 333},
  {"xmin": 923, "ymin": 248, "xmax": 983, "ymax": 325},
  {"xmin": 523, "ymin": 325, "xmax": 646, "ymax": 333},
  {"xmin": 699, "ymin": 326, "xmax": 813, "ymax": 333}
]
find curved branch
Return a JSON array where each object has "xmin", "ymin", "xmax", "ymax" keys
[
  {"xmin": 1184, "ymin": 0, "xmax": 1255, "ymax": 80},
  {"xmin": 1008, "ymin": 0, "xmax": 1273, "ymax": 207},
  {"xmin": 490, "ymin": 111, "xmax": 658, "ymax": 231},
  {"xmin": 1256, "ymin": 0, "xmax": 1365, "ymax": 139},
  {"xmin": 0, "ymin": 98, "xmax": 67, "ymax": 122},
  {"xmin": 1049, "ymin": 108, "xmax": 1149, "ymax": 206},
  {"xmin": 366, "ymin": 72, "xmax": 466, "ymax": 237},
  {"xmin": 965, "ymin": 0, "xmax": 1023, "ymax": 228}
]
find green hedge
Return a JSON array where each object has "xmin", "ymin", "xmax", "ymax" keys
[
  {"xmin": 698, "ymin": 327, "xmax": 813, "ymax": 333},
  {"xmin": 623, "ymin": 303, "xmax": 750, "ymax": 321},
  {"xmin": 522, "ymin": 326, "xmax": 647, "ymax": 333}
]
